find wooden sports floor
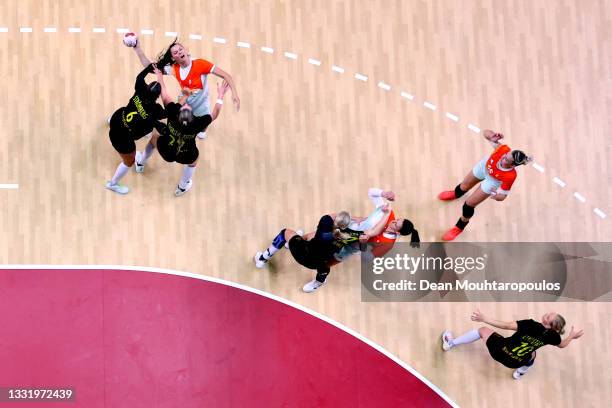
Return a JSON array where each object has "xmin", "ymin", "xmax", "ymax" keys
[{"xmin": 1, "ymin": 1, "xmax": 610, "ymax": 406}]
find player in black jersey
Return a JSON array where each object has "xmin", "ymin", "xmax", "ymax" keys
[
  {"xmin": 105, "ymin": 64, "xmax": 165, "ymax": 194},
  {"xmin": 135, "ymin": 66, "xmax": 229, "ymax": 196},
  {"xmin": 254, "ymin": 211, "xmax": 359, "ymax": 292},
  {"xmin": 441, "ymin": 309, "xmax": 583, "ymax": 379}
]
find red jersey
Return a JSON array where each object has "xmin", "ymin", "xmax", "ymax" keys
[
  {"xmin": 486, "ymin": 144, "xmax": 517, "ymax": 191},
  {"xmin": 368, "ymin": 211, "xmax": 398, "ymax": 257},
  {"xmin": 172, "ymin": 59, "xmax": 214, "ymax": 90}
]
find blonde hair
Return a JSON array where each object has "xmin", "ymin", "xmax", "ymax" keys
[
  {"xmin": 334, "ymin": 211, "xmax": 351, "ymax": 230},
  {"xmin": 551, "ymin": 314, "xmax": 566, "ymax": 335}
]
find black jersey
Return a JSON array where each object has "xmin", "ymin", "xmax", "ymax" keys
[
  {"xmin": 160, "ymin": 102, "xmax": 212, "ymax": 154},
  {"xmin": 488, "ymin": 319, "xmax": 561, "ymax": 367},
  {"xmin": 114, "ymin": 65, "xmax": 166, "ymax": 138}
]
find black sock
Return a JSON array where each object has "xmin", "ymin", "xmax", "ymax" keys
[
  {"xmin": 456, "ymin": 219, "xmax": 469, "ymax": 230},
  {"xmin": 454, "ymin": 184, "xmax": 467, "ymax": 198}
]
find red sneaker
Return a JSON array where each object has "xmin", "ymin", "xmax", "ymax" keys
[
  {"xmin": 438, "ymin": 190, "xmax": 456, "ymax": 201},
  {"xmin": 442, "ymin": 226, "xmax": 463, "ymax": 241}
]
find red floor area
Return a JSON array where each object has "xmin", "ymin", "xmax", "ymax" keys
[{"xmin": 0, "ymin": 268, "xmax": 451, "ymax": 407}]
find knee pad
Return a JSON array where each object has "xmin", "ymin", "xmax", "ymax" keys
[
  {"xmin": 462, "ymin": 203, "xmax": 475, "ymax": 218},
  {"xmin": 272, "ymin": 229, "xmax": 287, "ymax": 249}
]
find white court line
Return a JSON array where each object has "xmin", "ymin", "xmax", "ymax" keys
[
  {"xmin": 331, "ymin": 65, "xmax": 345, "ymax": 73},
  {"xmin": 573, "ymin": 192, "xmax": 586, "ymax": 203},
  {"xmin": 445, "ymin": 112, "xmax": 459, "ymax": 122},
  {"xmin": 0, "ymin": 265, "xmax": 459, "ymax": 408},
  {"xmin": 400, "ymin": 91, "xmax": 414, "ymax": 101},
  {"xmin": 284, "ymin": 52, "xmax": 298, "ymax": 60},
  {"xmin": 165, "ymin": 31, "xmax": 178, "ymax": 37},
  {"xmin": 189, "ymin": 34, "xmax": 202, "ymax": 40},
  {"xmin": 141, "ymin": 29, "xmax": 154, "ymax": 35},
  {"xmin": 237, "ymin": 41, "xmax": 251, "ymax": 48},
  {"xmin": 20, "ymin": 27, "xmax": 33, "ymax": 33},
  {"xmin": 261, "ymin": 46, "xmax": 274, "ymax": 54},
  {"xmin": 553, "ymin": 177, "xmax": 566, "ymax": 188},
  {"xmin": 594, "ymin": 208, "xmax": 607, "ymax": 219},
  {"xmin": 44, "ymin": 27, "xmax": 57, "ymax": 33},
  {"xmin": 354, "ymin": 73, "xmax": 368, "ymax": 81},
  {"xmin": 0, "ymin": 184, "xmax": 18, "ymax": 189},
  {"xmin": 68, "ymin": 27, "xmax": 81, "ymax": 33},
  {"xmin": 93, "ymin": 27, "xmax": 106, "ymax": 33},
  {"xmin": 532, "ymin": 163, "xmax": 545, "ymax": 173},
  {"xmin": 423, "ymin": 101, "xmax": 437, "ymax": 111},
  {"xmin": 213, "ymin": 37, "xmax": 226, "ymax": 44},
  {"xmin": 116, "ymin": 28, "xmax": 130, "ymax": 34},
  {"xmin": 0, "ymin": 27, "xmax": 8, "ymax": 33},
  {"xmin": 377, "ymin": 82, "xmax": 391, "ymax": 91},
  {"xmin": 308, "ymin": 58, "xmax": 321, "ymax": 66},
  {"xmin": 468, "ymin": 124, "xmax": 480, "ymax": 133}
]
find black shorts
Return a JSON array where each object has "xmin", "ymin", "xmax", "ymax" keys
[
  {"xmin": 156, "ymin": 136, "xmax": 199, "ymax": 165},
  {"xmin": 486, "ymin": 333, "xmax": 532, "ymax": 369},
  {"xmin": 288, "ymin": 236, "xmax": 327, "ymax": 270},
  {"xmin": 108, "ymin": 109, "xmax": 144, "ymax": 154}
]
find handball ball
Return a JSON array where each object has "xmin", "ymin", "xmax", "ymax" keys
[{"xmin": 123, "ymin": 33, "xmax": 138, "ymax": 47}]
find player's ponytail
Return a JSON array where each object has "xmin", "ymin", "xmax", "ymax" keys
[
  {"xmin": 178, "ymin": 109, "xmax": 193, "ymax": 127},
  {"xmin": 399, "ymin": 219, "xmax": 420, "ymax": 248},
  {"xmin": 156, "ymin": 37, "xmax": 179, "ymax": 69},
  {"xmin": 511, "ymin": 150, "xmax": 532, "ymax": 166}
]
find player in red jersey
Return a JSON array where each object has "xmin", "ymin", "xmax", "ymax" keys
[{"xmin": 438, "ymin": 130, "xmax": 532, "ymax": 241}]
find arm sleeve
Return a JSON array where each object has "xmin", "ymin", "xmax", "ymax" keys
[
  {"xmin": 135, "ymin": 64, "xmax": 153, "ymax": 94},
  {"xmin": 368, "ymin": 188, "xmax": 385, "ymax": 208},
  {"xmin": 546, "ymin": 331, "xmax": 562, "ymax": 346},
  {"xmin": 195, "ymin": 115, "xmax": 213, "ymax": 132},
  {"xmin": 155, "ymin": 104, "xmax": 167, "ymax": 120}
]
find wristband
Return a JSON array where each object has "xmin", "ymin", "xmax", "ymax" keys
[{"xmin": 215, "ymin": 99, "xmax": 224, "ymax": 105}]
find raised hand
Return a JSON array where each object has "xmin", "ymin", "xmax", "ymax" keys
[{"xmin": 471, "ymin": 309, "xmax": 486, "ymax": 322}]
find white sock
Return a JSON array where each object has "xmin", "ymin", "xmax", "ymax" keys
[
  {"xmin": 450, "ymin": 329, "xmax": 481, "ymax": 347},
  {"xmin": 517, "ymin": 365, "xmax": 531, "ymax": 374},
  {"xmin": 261, "ymin": 246, "xmax": 280, "ymax": 260},
  {"xmin": 180, "ymin": 165, "xmax": 196, "ymax": 188},
  {"xmin": 110, "ymin": 163, "xmax": 131, "ymax": 185},
  {"xmin": 141, "ymin": 142, "xmax": 155, "ymax": 164}
]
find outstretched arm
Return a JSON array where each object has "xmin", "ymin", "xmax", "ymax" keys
[
  {"xmin": 483, "ymin": 129, "xmax": 504, "ymax": 148},
  {"xmin": 134, "ymin": 64, "xmax": 154, "ymax": 94},
  {"xmin": 211, "ymin": 81, "xmax": 230, "ymax": 121},
  {"xmin": 133, "ymin": 39, "xmax": 152, "ymax": 68},
  {"xmin": 368, "ymin": 188, "xmax": 395, "ymax": 208},
  {"xmin": 153, "ymin": 65, "xmax": 172, "ymax": 106},
  {"xmin": 471, "ymin": 309, "xmax": 518, "ymax": 331},
  {"xmin": 212, "ymin": 66, "xmax": 240, "ymax": 111},
  {"xmin": 558, "ymin": 327, "xmax": 584, "ymax": 348}
]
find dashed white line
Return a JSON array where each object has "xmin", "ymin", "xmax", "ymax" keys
[
  {"xmin": 165, "ymin": 31, "xmax": 178, "ymax": 37},
  {"xmin": 0, "ymin": 27, "xmax": 8, "ymax": 33},
  {"xmin": 445, "ymin": 112, "xmax": 459, "ymax": 122},
  {"xmin": 377, "ymin": 81, "xmax": 391, "ymax": 91},
  {"xmin": 354, "ymin": 73, "xmax": 368, "ymax": 81},
  {"xmin": 116, "ymin": 28, "xmax": 130, "ymax": 34},
  {"xmin": 553, "ymin": 177, "xmax": 566, "ymax": 188},
  {"xmin": 141, "ymin": 29, "xmax": 154, "ymax": 35},
  {"xmin": 423, "ymin": 101, "xmax": 437, "ymax": 111},
  {"xmin": 400, "ymin": 91, "xmax": 414, "ymax": 101},
  {"xmin": 573, "ymin": 192, "xmax": 586, "ymax": 203},
  {"xmin": 0, "ymin": 184, "xmax": 18, "ymax": 189},
  {"xmin": 284, "ymin": 52, "xmax": 298, "ymax": 60},
  {"xmin": 213, "ymin": 37, "xmax": 226, "ymax": 44},
  {"xmin": 237, "ymin": 41, "xmax": 251, "ymax": 48},
  {"xmin": 308, "ymin": 58, "xmax": 321, "ymax": 66},
  {"xmin": 20, "ymin": 27, "xmax": 33, "ymax": 33},
  {"xmin": 261, "ymin": 46, "xmax": 274, "ymax": 54},
  {"xmin": 68, "ymin": 27, "xmax": 81, "ymax": 33},
  {"xmin": 331, "ymin": 65, "xmax": 345, "ymax": 73},
  {"xmin": 44, "ymin": 27, "xmax": 57, "ymax": 33},
  {"xmin": 594, "ymin": 208, "xmax": 607, "ymax": 219},
  {"xmin": 532, "ymin": 163, "xmax": 545, "ymax": 173},
  {"xmin": 468, "ymin": 124, "xmax": 481, "ymax": 133},
  {"xmin": 189, "ymin": 34, "xmax": 202, "ymax": 40},
  {"xmin": 93, "ymin": 27, "xmax": 106, "ymax": 33}
]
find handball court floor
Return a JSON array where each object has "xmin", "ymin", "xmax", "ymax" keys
[{"xmin": 1, "ymin": 1, "xmax": 611, "ymax": 407}]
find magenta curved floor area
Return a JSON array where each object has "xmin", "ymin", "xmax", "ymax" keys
[{"xmin": 0, "ymin": 268, "xmax": 450, "ymax": 408}]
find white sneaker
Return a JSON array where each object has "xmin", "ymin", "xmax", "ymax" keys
[
  {"xmin": 441, "ymin": 331, "xmax": 454, "ymax": 351},
  {"xmin": 302, "ymin": 279, "xmax": 324, "ymax": 293},
  {"xmin": 174, "ymin": 179, "xmax": 193, "ymax": 197},
  {"xmin": 285, "ymin": 230, "xmax": 303, "ymax": 248},
  {"xmin": 105, "ymin": 181, "xmax": 129, "ymax": 195},
  {"xmin": 197, "ymin": 131, "xmax": 207, "ymax": 140},
  {"xmin": 135, "ymin": 151, "xmax": 145, "ymax": 173},
  {"xmin": 512, "ymin": 369, "xmax": 526, "ymax": 380},
  {"xmin": 254, "ymin": 251, "xmax": 268, "ymax": 268}
]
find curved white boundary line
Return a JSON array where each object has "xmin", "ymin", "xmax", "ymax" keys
[{"xmin": 0, "ymin": 264, "xmax": 459, "ymax": 407}]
